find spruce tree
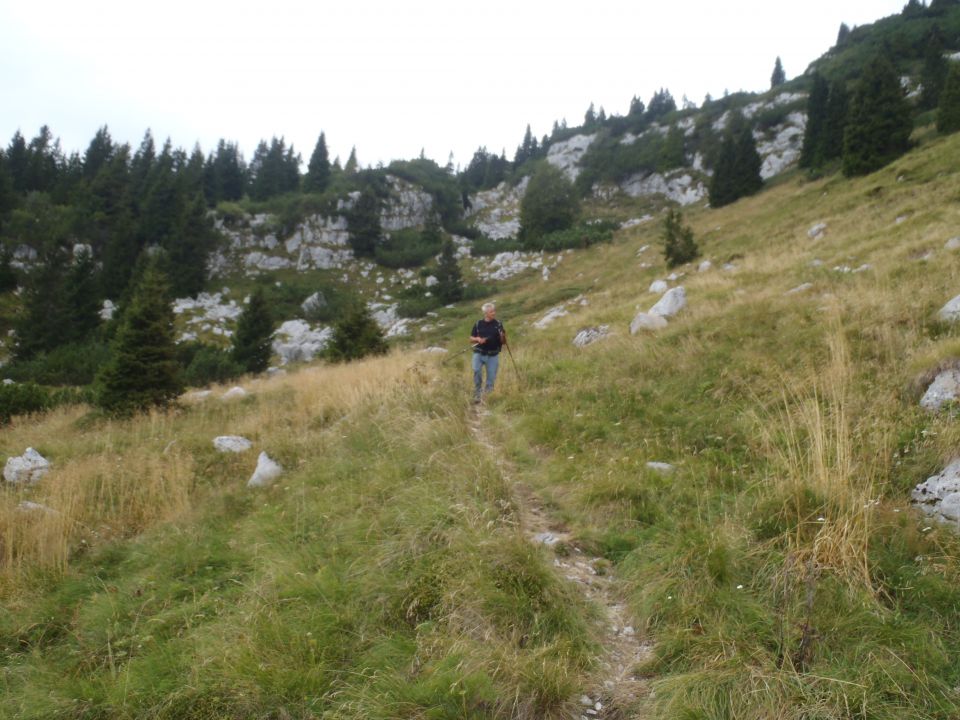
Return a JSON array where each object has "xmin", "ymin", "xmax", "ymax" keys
[
  {"xmin": 304, "ymin": 132, "xmax": 332, "ymax": 193},
  {"xmin": 823, "ymin": 81, "xmax": 850, "ymax": 162},
  {"xmin": 345, "ymin": 186, "xmax": 382, "ymax": 257},
  {"xmin": 165, "ymin": 192, "xmax": 214, "ymax": 298},
  {"xmin": 83, "ymin": 126, "xmax": 114, "ymax": 180},
  {"xmin": 771, "ymin": 57, "xmax": 786, "ymax": 88},
  {"xmin": 920, "ymin": 28, "xmax": 948, "ymax": 110},
  {"xmin": 64, "ymin": 247, "xmax": 102, "ymax": 344},
  {"xmin": 799, "ymin": 74, "xmax": 830, "ymax": 168},
  {"xmin": 231, "ymin": 287, "xmax": 275, "ymax": 373},
  {"xmin": 14, "ymin": 247, "xmax": 69, "ymax": 360},
  {"xmin": 658, "ymin": 124, "xmax": 686, "ymax": 171},
  {"xmin": 95, "ymin": 262, "xmax": 182, "ymax": 414},
  {"xmin": 937, "ymin": 63, "xmax": 960, "ymax": 133},
  {"xmin": 708, "ymin": 112, "xmax": 761, "ymax": 207},
  {"xmin": 732, "ymin": 121, "xmax": 763, "ymax": 198},
  {"xmin": 328, "ymin": 304, "xmax": 388, "ymax": 362},
  {"xmin": 435, "ymin": 237, "xmax": 463, "ymax": 304},
  {"xmin": 662, "ymin": 208, "xmax": 699, "ymax": 268},
  {"xmin": 842, "ymin": 54, "xmax": 912, "ymax": 177},
  {"xmin": 344, "ymin": 147, "xmax": 358, "ymax": 174}
]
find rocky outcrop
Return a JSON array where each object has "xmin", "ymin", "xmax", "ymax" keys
[
  {"xmin": 620, "ymin": 171, "xmax": 707, "ymax": 206},
  {"xmin": 920, "ymin": 367, "xmax": 960, "ymax": 412},
  {"xmin": 546, "ymin": 134, "xmax": 597, "ymax": 181},
  {"xmin": 573, "ymin": 326, "xmax": 610, "ymax": 347},
  {"xmin": 913, "ymin": 459, "xmax": 960, "ymax": 526},
  {"xmin": 4, "ymin": 448, "xmax": 50, "ymax": 485},
  {"xmin": 466, "ymin": 178, "xmax": 528, "ymax": 240},
  {"xmin": 272, "ymin": 320, "xmax": 332, "ymax": 365}
]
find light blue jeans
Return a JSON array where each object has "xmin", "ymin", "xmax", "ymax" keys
[{"xmin": 472, "ymin": 352, "xmax": 499, "ymax": 397}]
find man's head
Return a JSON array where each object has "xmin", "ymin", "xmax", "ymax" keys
[{"xmin": 481, "ymin": 302, "xmax": 496, "ymax": 321}]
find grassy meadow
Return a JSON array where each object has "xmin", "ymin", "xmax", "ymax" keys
[{"xmin": 2, "ymin": 129, "xmax": 960, "ymax": 718}]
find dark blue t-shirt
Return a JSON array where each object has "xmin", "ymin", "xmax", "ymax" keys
[{"xmin": 472, "ymin": 319, "xmax": 505, "ymax": 355}]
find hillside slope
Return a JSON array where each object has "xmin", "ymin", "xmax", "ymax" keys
[{"xmin": 3, "ymin": 127, "xmax": 960, "ymax": 719}]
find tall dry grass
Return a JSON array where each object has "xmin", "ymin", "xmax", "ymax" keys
[{"xmin": 0, "ymin": 350, "xmax": 434, "ymax": 593}]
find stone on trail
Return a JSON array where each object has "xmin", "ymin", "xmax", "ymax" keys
[
  {"xmin": 649, "ymin": 286, "xmax": 687, "ymax": 318},
  {"xmin": 247, "ymin": 452, "xmax": 283, "ymax": 488},
  {"xmin": 648, "ymin": 279, "xmax": 669, "ymax": 294},
  {"xmin": 213, "ymin": 436, "xmax": 253, "ymax": 453},
  {"xmin": 4, "ymin": 448, "xmax": 50, "ymax": 485},
  {"xmin": 630, "ymin": 312, "xmax": 668, "ymax": 334},
  {"xmin": 920, "ymin": 368, "xmax": 960, "ymax": 412},
  {"xmin": 646, "ymin": 461, "xmax": 675, "ymax": 474}
]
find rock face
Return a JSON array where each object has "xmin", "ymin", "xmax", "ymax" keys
[
  {"xmin": 466, "ymin": 178, "xmax": 528, "ymax": 240},
  {"xmin": 247, "ymin": 452, "xmax": 283, "ymax": 488},
  {"xmin": 620, "ymin": 171, "xmax": 707, "ymax": 206},
  {"xmin": 546, "ymin": 133, "xmax": 597, "ymax": 181},
  {"xmin": 938, "ymin": 294, "xmax": 960, "ymax": 322},
  {"xmin": 4, "ymin": 448, "xmax": 50, "ymax": 485},
  {"xmin": 649, "ymin": 287, "xmax": 687, "ymax": 318},
  {"xmin": 920, "ymin": 368, "xmax": 960, "ymax": 412},
  {"xmin": 272, "ymin": 320, "xmax": 333, "ymax": 365},
  {"xmin": 573, "ymin": 326, "xmax": 610, "ymax": 347},
  {"xmin": 213, "ymin": 436, "xmax": 253, "ymax": 453},
  {"xmin": 913, "ymin": 459, "xmax": 960, "ymax": 525},
  {"xmin": 756, "ymin": 112, "xmax": 806, "ymax": 179}
]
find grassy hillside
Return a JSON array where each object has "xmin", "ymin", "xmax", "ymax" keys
[{"xmin": 3, "ymin": 127, "xmax": 960, "ymax": 718}]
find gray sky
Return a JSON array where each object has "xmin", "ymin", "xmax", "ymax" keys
[{"xmin": 1, "ymin": 0, "xmax": 906, "ymax": 171}]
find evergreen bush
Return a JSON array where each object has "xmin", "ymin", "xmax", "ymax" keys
[
  {"xmin": 0, "ymin": 382, "xmax": 50, "ymax": 423},
  {"xmin": 327, "ymin": 305, "xmax": 388, "ymax": 362},
  {"xmin": 231, "ymin": 287, "xmax": 275, "ymax": 374},
  {"xmin": 662, "ymin": 208, "xmax": 700, "ymax": 268},
  {"xmin": 182, "ymin": 345, "xmax": 244, "ymax": 387}
]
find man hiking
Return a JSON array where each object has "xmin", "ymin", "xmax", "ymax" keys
[{"xmin": 469, "ymin": 302, "xmax": 506, "ymax": 403}]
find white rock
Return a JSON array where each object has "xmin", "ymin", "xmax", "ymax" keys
[
  {"xmin": 621, "ymin": 216, "xmax": 653, "ymax": 229},
  {"xmin": 272, "ymin": 319, "xmax": 333, "ymax": 364},
  {"xmin": 100, "ymin": 299, "xmax": 116, "ymax": 321},
  {"xmin": 945, "ymin": 237, "xmax": 960, "ymax": 251},
  {"xmin": 939, "ymin": 493, "xmax": 960, "ymax": 523},
  {"xmin": 938, "ymin": 294, "xmax": 960, "ymax": 323},
  {"xmin": 421, "ymin": 347, "xmax": 448, "ymax": 353},
  {"xmin": 649, "ymin": 287, "xmax": 687, "ymax": 318},
  {"xmin": 213, "ymin": 436, "xmax": 253, "ymax": 453},
  {"xmin": 620, "ymin": 171, "xmax": 707, "ymax": 205},
  {"xmin": 301, "ymin": 292, "xmax": 328, "ymax": 315},
  {"xmin": 534, "ymin": 306, "xmax": 569, "ymax": 329},
  {"xmin": 546, "ymin": 134, "xmax": 597, "ymax": 181},
  {"xmin": 913, "ymin": 459, "xmax": 960, "ymax": 525},
  {"xmin": 17, "ymin": 500, "xmax": 57, "ymax": 514},
  {"xmin": 649, "ymin": 280, "xmax": 669, "ymax": 294},
  {"xmin": 3, "ymin": 378, "xmax": 14, "ymax": 385},
  {"xmin": 646, "ymin": 461, "xmax": 675, "ymax": 474},
  {"xmin": 630, "ymin": 312, "xmax": 668, "ymax": 334},
  {"xmin": 573, "ymin": 326, "xmax": 610, "ymax": 348},
  {"xmin": 698, "ymin": 260, "xmax": 713, "ymax": 273},
  {"xmin": 221, "ymin": 386, "xmax": 248, "ymax": 400},
  {"xmin": 3, "ymin": 448, "xmax": 51, "ymax": 485},
  {"xmin": 808, "ymin": 222, "xmax": 827, "ymax": 240},
  {"xmin": 920, "ymin": 368, "xmax": 960, "ymax": 412},
  {"xmin": 247, "ymin": 451, "xmax": 283, "ymax": 488},
  {"xmin": 786, "ymin": 283, "xmax": 814, "ymax": 295}
]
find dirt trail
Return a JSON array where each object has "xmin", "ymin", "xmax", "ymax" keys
[{"xmin": 469, "ymin": 407, "xmax": 654, "ymax": 718}]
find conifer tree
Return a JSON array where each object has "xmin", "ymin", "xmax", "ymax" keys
[
  {"xmin": 708, "ymin": 112, "xmax": 762, "ymax": 206},
  {"xmin": 799, "ymin": 74, "xmax": 830, "ymax": 168},
  {"xmin": 0, "ymin": 151, "xmax": 15, "ymax": 219},
  {"xmin": 95, "ymin": 262, "xmax": 182, "ymax": 414},
  {"xmin": 0, "ymin": 244, "xmax": 17, "ymax": 293},
  {"xmin": 662, "ymin": 208, "xmax": 699, "ymax": 268},
  {"xmin": 842, "ymin": 54, "xmax": 912, "ymax": 176},
  {"xmin": 646, "ymin": 89, "xmax": 677, "ymax": 122},
  {"xmin": 823, "ymin": 81, "xmax": 850, "ymax": 163},
  {"xmin": 6, "ymin": 131, "xmax": 29, "ymax": 193},
  {"xmin": 231, "ymin": 287, "xmax": 274, "ymax": 373},
  {"xmin": 165, "ymin": 192, "xmax": 214, "ymax": 298},
  {"xmin": 435, "ymin": 236, "xmax": 463, "ymax": 304},
  {"xmin": 771, "ymin": 57, "xmax": 786, "ymax": 88},
  {"xmin": 920, "ymin": 28, "xmax": 948, "ymax": 110},
  {"xmin": 836, "ymin": 22, "xmax": 851, "ymax": 47},
  {"xmin": 64, "ymin": 247, "xmax": 102, "ymax": 344},
  {"xmin": 304, "ymin": 132, "xmax": 332, "ymax": 193},
  {"xmin": 584, "ymin": 103, "xmax": 597, "ymax": 128},
  {"xmin": 937, "ymin": 62, "xmax": 960, "ymax": 133},
  {"xmin": 14, "ymin": 247, "xmax": 70, "ymax": 360},
  {"xmin": 345, "ymin": 186, "xmax": 382, "ymax": 257},
  {"xmin": 344, "ymin": 146, "xmax": 359, "ymax": 174},
  {"xmin": 658, "ymin": 124, "xmax": 686, "ymax": 171},
  {"xmin": 328, "ymin": 304, "xmax": 388, "ymax": 362},
  {"xmin": 83, "ymin": 126, "xmax": 114, "ymax": 180},
  {"xmin": 732, "ymin": 121, "xmax": 763, "ymax": 197}
]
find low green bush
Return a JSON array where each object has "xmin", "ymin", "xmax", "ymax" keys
[
  {"xmin": 525, "ymin": 220, "xmax": 616, "ymax": 251},
  {"xmin": 3, "ymin": 341, "xmax": 111, "ymax": 386},
  {"xmin": 0, "ymin": 381, "xmax": 49, "ymax": 423},
  {"xmin": 374, "ymin": 228, "xmax": 442, "ymax": 269}
]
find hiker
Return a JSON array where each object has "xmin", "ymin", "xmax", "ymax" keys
[{"xmin": 469, "ymin": 302, "xmax": 506, "ymax": 402}]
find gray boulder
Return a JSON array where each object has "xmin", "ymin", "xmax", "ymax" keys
[
  {"xmin": 920, "ymin": 368, "xmax": 960, "ymax": 412},
  {"xmin": 248, "ymin": 452, "xmax": 283, "ymax": 488},
  {"xmin": 649, "ymin": 287, "xmax": 687, "ymax": 318},
  {"xmin": 912, "ymin": 459, "xmax": 960, "ymax": 525},
  {"xmin": 213, "ymin": 436, "xmax": 253, "ymax": 453},
  {"xmin": 630, "ymin": 312, "xmax": 668, "ymax": 334},
  {"xmin": 938, "ymin": 294, "xmax": 960, "ymax": 323},
  {"xmin": 4, "ymin": 448, "xmax": 51, "ymax": 485},
  {"xmin": 646, "ymin": 461, "xmax": 675, "ymax": 474},
  {"xmin": 648, "ymin": 280, "xmax": 669, "ymax": 294},
  {"xmin": 573, "ymin": 326, "xmax": 610, "ymax": 348}
]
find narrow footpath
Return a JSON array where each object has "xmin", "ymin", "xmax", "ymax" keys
[{"xmin": 469, "ymin": 406, "xmax": 654, "ymax": 719}]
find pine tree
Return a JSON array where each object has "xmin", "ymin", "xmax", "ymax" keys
[
  {"xmin": 63, "ymin": 247, "xmax": 102, "ymax": 344},
  {"xmin": 799, "ymin": 74, "xmax": 830, "ymax": 168},
  {"xmin": 0, "ymin": 151, "xmax": 15, "ymax": 219},
  {"xmin": 732, "ymin": 121, "xmax": 763, "ymax": 198},
  {"xmin": 646, "ymin": 89, "xmax": 677, "ymax": 121},
  {"xmin": 662, "ymin": 208, "xmax": 699, "ymax": 268},
  {"xmin": 345, "ymin": 186, "xmax": 382, "ymax": 257},
  {"xmin": 658, "ymin": 124, "xmax": 686, "ymax": 171},
  {"xmin": 165, "ymin": 192, "xmax": 214, "ymax": 298},
  {"xmin": 14, "ymin": 247, "xmax": 70, "ymax": 360},
  {"xmin": 328, "ymin": 304, "xmax": 388, "ymax": 362},
  {"xmin": 435, "ymin": 236, "xmax": 463, "ymax": 304},
  {"xmin": 920, "ymin": 28, "xmax": 948, "ymax": 110},
  {"xmin": 836, "ymin": 22, "xmax": 851, "ymax": 47},
  {"xmin": 708, "ymin": 135, "xmax": 739, "ymax": 207},
  {"xmin": 344, "ymin": 146, "xmax": 358, "ymax": 174},
  {"xmin": 771, "ymin": 57, "xmax": 786, "ymax": 88},
  {"xmin": 231, "ymin": 287, "xmax": 274, "ymax": 373},
  {"xmin": 304, "ymin": 132, "xmax": 332, "ymax": 193},
  {"xmin": 842, "ymin": 54, "xmax": 912, "ymax": 177},
  {"xmin": 937, "ymin": 62, "xmax": 960, "ymax": 133},
  {"xmin": 95, "ymin": 262, "xmax": 182, "ymax": 414},
  {"xmin": 823, "ymin": 81, "xmax": 850, "ymax": 162},
  {"xmin": 6, "ymin": 131, "xmax": 29, "ymax": 193},
  {"xmin": 83, "ymin": 126, "xmax": 114, "ymax": 180},
  {"xmin": 584, "ymin": 102, "xmax": 597, "ymax": 128}
]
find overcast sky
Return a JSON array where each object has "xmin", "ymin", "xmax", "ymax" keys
[{"xmin": 1, "ymin": 1, "xmax": 907, "ymax": 171}]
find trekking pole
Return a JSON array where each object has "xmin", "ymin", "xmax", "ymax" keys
[
  {"xmin": 504, "ymin": 341, "xmax": 524, "ymax": 385},
  {"xmin": 442, "ymin": 344, "xmax": 478, "ymax": 363}
]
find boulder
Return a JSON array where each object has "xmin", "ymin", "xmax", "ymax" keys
[
  {"xmin": 938, "ymin": 294, "xmax": 960, "ymax": 323},
  {"xmin": 630, "ymin": 312, "xmax": 668, "ymax": 334},
  {"xmin": 534, "ymin": 306, "xmax": 569, "ymax": 329},
  {"xmin": 247, "ymin": 452, "xmax": 283, "ymax": 488},
  {"xmin": 649, "ymin": 287, "xmax": 687, "ymax": 318},
  {"xmin": 221, "ymin": 387, "xmax": 248, "ymax": 400},
  {"xmin": 808, "ymin": 222, "xmax": 827, "ymax": 240},
  {"xmin": 945, "ymin": 237, "xmax": 960, "ymax": 251},
  {"xmin": 4, "ymin": 448, "xmax": 51, "ymax": 485},
  {"xmin": 646, "ymin": 461, "xmax": 675, "ymax": 474},
  {"xmin": 920, "ymin": 368, "xmax": 960, "ymax": 412},
  {"xmin": 214, "ymin": 436, "xmax": 253, "ymax": 453},
  {"xmin": 913, "ymin": 459, "xmax": 960, "ymax": 525},
  {"xmin": 648, "ymin": 280, "xmax": 669, "ymax": 294},
  {"xmin": 272, "ymin": 319, "xmax": 333, "ymax": 364},
  {"xmin": 572, "ymin": 326, "xmax": 610, "ymax": 348},
  {"xmin": 698, "ymin": 260, "xmax": 713, "ymax": 273},
  {"xmin": 786, "ymin": 283, "xmax": 814, "ymax": 295}
]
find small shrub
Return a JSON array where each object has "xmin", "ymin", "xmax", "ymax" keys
[
  {"xmin": 180, "ymin": 344, "xmax": 244, "ymax": 387},
  {"xmin": 662, "ymin": 208, "xmax": 700, "ymax": 268},
  {"xmin": 0, "ymin": 382, "xmax": 50, "ymax": 423},
  {"xmin": 3, "ymin": 341, "xmax": 111, "ymax": 386},
  {"xmin": 470, "ymin": 235, "xmax": 523, "ymax": 256},
  {"xmin": 327, "ymin": 305, "xmax": 388, "ymax": 361},
  {"xmin": 374, "ymin": 228, "xmax": 442, "ymax": 268},
  {"xmin": 529, "ymin": 220, "xmax": 616, "ymax": 252}
]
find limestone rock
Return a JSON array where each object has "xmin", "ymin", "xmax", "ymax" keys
[
  {"xmin": 646, "ymin": 461, "xmax": 675, "ymax": 474},
  {"xmin": 546, "ymin": 133, "xmax": 597, "ymax": 181},
  {"xmin": 920, "ymin": 368, "xmax": 960, "ymax": 412},
  {"xmin": 939, "ymin": 294, "xmax": 960, "ymax": 323},
  {"xmin": 808, "ymin": 222, "xmax": 827, "ymax": 240},
  {"xmin": 221, "ymin": 387, "xmax": 248, "ymax": 400},
  {"xmin": 4, "ymin": 448, "xmax": 51, "ymax": 485},
  {"xmin": 214, "ymin": 436, "xmax": 253, "ymax": 453},
  {"xmin": 945, "ymin": 237, "xmax": 960, "ymax": 251},
  {"xmin": 630, "ymin": 312, "xmax": 668, "ymax": 334},
  {"xmin": 649, "ymin": 280, "xmax": 669, "ymax": 294},
  {"xmin": 698, "ymin": 260, "xmax": 713, "ymax": 273},
  {"xmin": 620, "ymin": 170, "xmax": 707, "ymax": 206},
  {"xmin": 573, "ymin": 326, "xmax": 610, "ymax": 348},
  {"xmin": 786, "ymin": 283, "xmax": 814, "ymax": 295},
  {"xmin": 649, "ymin": 287, "xmax": 687, "ymax": 318},
  {"xmin": 247, "ymin": 452, "xmax": 283, "ymax": 488},
  {"xmin": 913, "ymin": 459, "xmax": 960, "ymax": 525},
  {"xmin": 272, "ymin": 319, "xmax": 333, "ymax": 364}
]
